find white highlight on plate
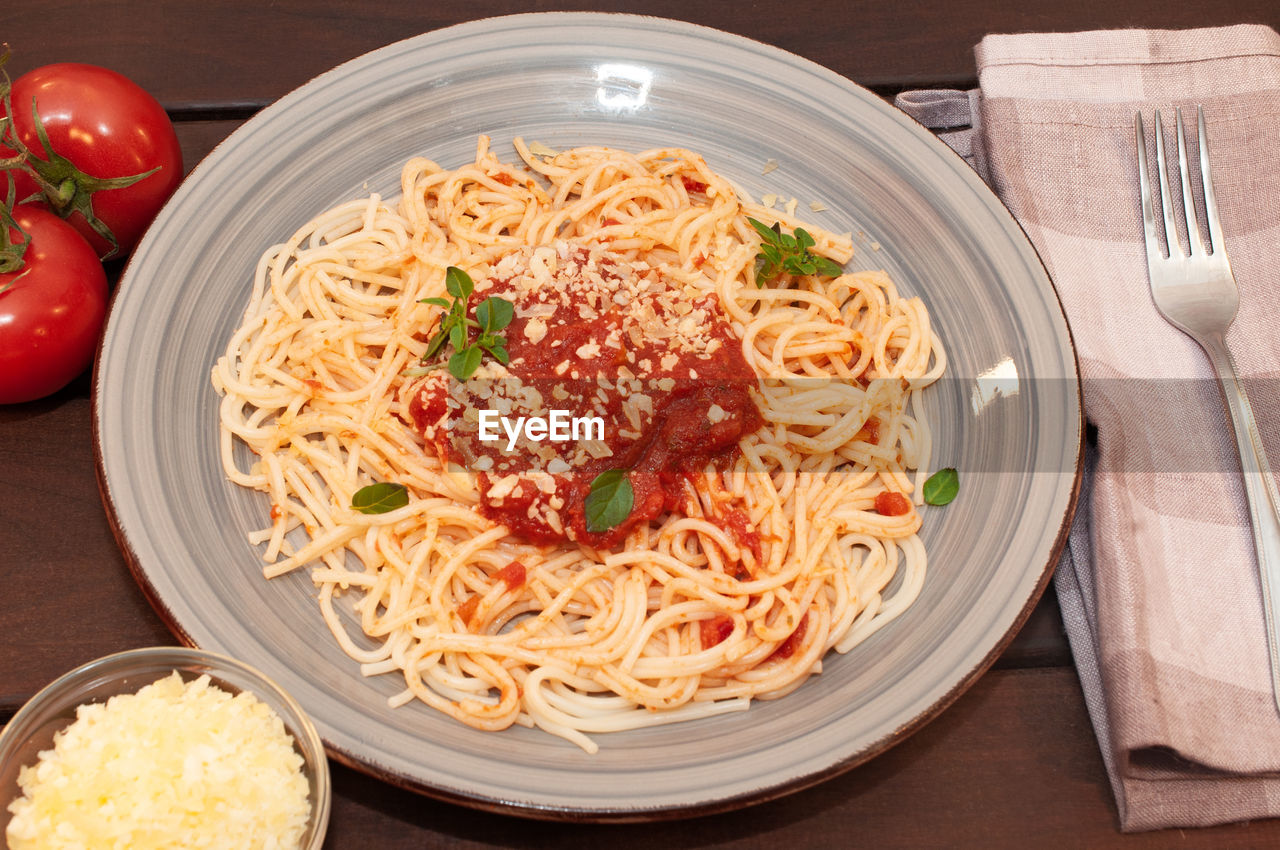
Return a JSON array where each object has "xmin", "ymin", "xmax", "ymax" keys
[
  {"xmin": 972, "ymin": 355, "xmax": 1020, "ymax": 415},
  {"xmin": 595, "ymin": 63, "xmax": 652, "ymax": 111}
]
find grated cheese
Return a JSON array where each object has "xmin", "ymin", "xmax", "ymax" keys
[{"xmin": 5, "ymin": 672, "xmax": 312, "ymax": 850}]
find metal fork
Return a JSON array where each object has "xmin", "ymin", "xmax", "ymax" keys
[{"xmin": 1136, "ymin": 106, "xmax": 1280, "ymax": 714}]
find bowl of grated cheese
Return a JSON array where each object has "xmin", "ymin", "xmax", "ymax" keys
[{"xmin": 0, "ymin": 646, "xmax": 330, "ymax": 849}]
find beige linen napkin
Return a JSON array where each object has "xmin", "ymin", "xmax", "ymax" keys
[{"xmin": 900, "ymin": 24, "xmax": 1280, "ymax": 832}]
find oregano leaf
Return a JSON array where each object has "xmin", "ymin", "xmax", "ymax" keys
[{"xmin": 746, "ymin": 217, "xmax": 844, "ymax": 285}]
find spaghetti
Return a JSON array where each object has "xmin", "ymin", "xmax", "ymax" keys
[{"xmin": 211, "ymin": 136, "xmax": 945, "ymax": 752}]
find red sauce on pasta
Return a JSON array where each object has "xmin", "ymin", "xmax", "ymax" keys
[
  {"xmin": 771, "ymin": 613, "xmax": 809, "ymax": 660},
  {"xmin": 405, "ymin": 243, "xmax": 762, "ymax": 548},
  {"xmin": 874, "ymin": 491, "xmax": 912, "ymax": 517},
  {"xmin": 700, "ymin": 614, "xmax": 734, "ymax": 649}
]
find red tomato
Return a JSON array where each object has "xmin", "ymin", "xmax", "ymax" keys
[
  {"xmin": 0, "ymin": 206, "xmax": 109, "ymax": 403},
  {"xmin": 3, "ymin": 63, "xmax": 183, "ymax": 258}
]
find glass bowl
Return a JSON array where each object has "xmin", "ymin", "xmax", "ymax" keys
[{"xmin": 0, "ymin": 646, "xmax": 331, "ymax": 848}]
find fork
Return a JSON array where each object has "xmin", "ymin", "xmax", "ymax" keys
[{"xmin": 1136, "ymin": 106, "xmax": 1280, "ymax": 714}]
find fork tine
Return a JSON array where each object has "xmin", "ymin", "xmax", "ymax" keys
[
  {"xmin": 1175, "ymin": 107, "xmax": 1207, "ymax": 257},
  {"xmin": 1135, "ymin": 112, "xmax": 1165, "ymax": 264},
  {"xmin": 1154, "ymin": 111, "xmax": 1183, "ymax": 258},
  {"xmin": 1197, "ymin": 106, "xmax": 1226, "ymax": 257}
]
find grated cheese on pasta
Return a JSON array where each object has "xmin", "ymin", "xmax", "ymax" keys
[{"xmin": 5, "ymin": 672, "xmax": 311, "ymax": 850}]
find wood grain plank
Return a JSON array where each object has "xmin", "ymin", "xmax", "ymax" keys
[
  {"xmin": 3, "ymin": 2, "xmax": 1279, "ymax": 844},
  {"xmin": 995, "ymin": 587, "xmax": 1071, "ymax": 668},
  {"xmin": 316, "ymin": 667, "xmax": 1280, "ymax": 847},
  {"xmin": 172, "ymin": 119, "xmax": 250, "ymax": 175},
  {"xmin": 4, "ymin": 0, "xmax": 1277, "ymax": 108},
  {"xmin": 0, "ymin": 396, "xmax": 174, "ymax": 710}
]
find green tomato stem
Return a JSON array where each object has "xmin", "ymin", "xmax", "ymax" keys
[{"xmin": 52, "ymin": 177, "xmax": 76, "ymax": 210}]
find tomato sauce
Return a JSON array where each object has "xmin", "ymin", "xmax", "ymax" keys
[
  {"xmin": 874, "ymin": 491, "xmax": 912, "ymax": 517},
  {"xmin": 405, "ymin": 244, "xmax": 763, "ymax": 548},
  {"xmin": 456, "ymin": 595, "xmax": 480, "ymax": 625},
  {"xmin": 701, "ymin": 614, "xmax": 734, "ymax": 649},
  {"xmin": 854, "ymin": 416, "xmax": 880, "ymax": 445},
  {"xmin": 681, "ymin": 176, "xmax": 708, "ymax": 194},
  {"xmin": 495, "ymin": 560, "xmax": 527, "ymax": 589},
  {"xmin": 771, "ymin": 613, "xmax": 809, "ymax": 660}
]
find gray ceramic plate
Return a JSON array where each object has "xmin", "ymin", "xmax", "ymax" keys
[{"xmin": 95, "ymin": 13, "xmax": 1081, "ymax": 820}]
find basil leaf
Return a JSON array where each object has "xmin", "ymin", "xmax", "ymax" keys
[
  {"xmin": 445, "ymin": 266, "xmax": 473, "ymax": 298},
  {"xmin": 754, "ymin": 259, "xmax": 776, "ymax": 288},
  {"xmin": 351, "ymin": 482, "xmax": 409, "ymax": 514},
  {"xmin": 815, "ymin": 256, "xmax": 845, "ymax": 277},
  {"xmin": 747, "ymin": 217, "xmax": 778, "ymax": 243},
  {"xmin": 475, "ymin": 298, "xmax": 495, "ymax": 332},
  {"xmin": 585, "ymin": 468, "xmax": 634, "ymax": 533},
  {"xmin": 476, "ymin": 296, "xmax": 514, "ymax": 333},
  {"xmin": 424, "ymin": 328, "xmax": 449, "ymax": 359},
  {"xmin": 486, "ymin": 342, "xmax": 510, "ymax": 365},
  {"xmin": 487, "ymin": 297, "xmax": 514, "ymax": 331},
  {"xmin": 423, "ymin": 276, "xmax": 513, "ymax": 380},
  {"xmin": 748, "ymin": 218, "xmax": 845, "ymax": 285},
  {"xmin": 449, "ymin": 322, "xmax": 466, "ymax": 351},
  {"xmin": 922, "ymin": 468, "xmax": 959, "ymax": 506},
  {"xmin": 448, "ymin": 346, "xmax": 484, "ymax": 380},
  {"xmin": 788, "ymin": 256, "xmax": 816, "ymax": 275}
]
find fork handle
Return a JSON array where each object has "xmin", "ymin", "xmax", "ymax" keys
[{"xmin": 1202, "ymin": 333, "xmax": 1280, "ymax": 716}]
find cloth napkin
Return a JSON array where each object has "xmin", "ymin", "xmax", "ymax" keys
[{"xmin": 897, "ymin": 25, "xmax": 1280, "ymax": 832}]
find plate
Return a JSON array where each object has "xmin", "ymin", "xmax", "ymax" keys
[{"xmin": 95, "ymin": 13, "xmax": 1082, "ymax": 820}]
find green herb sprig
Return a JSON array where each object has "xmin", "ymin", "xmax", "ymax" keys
[
  {"xmin": 584, "ymin": 468, "xmax": 634, "ymax": 534},
  {"xmin": 747, "ymin": 217, "xmax": 843, "ymax": 286},
  {"xmin": 419, "ymin": 266, "xmax": 514, "ymax": 380}
]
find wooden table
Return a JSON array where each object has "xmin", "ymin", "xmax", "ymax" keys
[{"xmin": 3, "ymin": 2, "xmax": 1279, "ymax": 846}]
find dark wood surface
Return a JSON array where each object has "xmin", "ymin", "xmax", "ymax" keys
[{"xmin": 4, "ymin": 3, "xmax": 1280, "ymax": 846}]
